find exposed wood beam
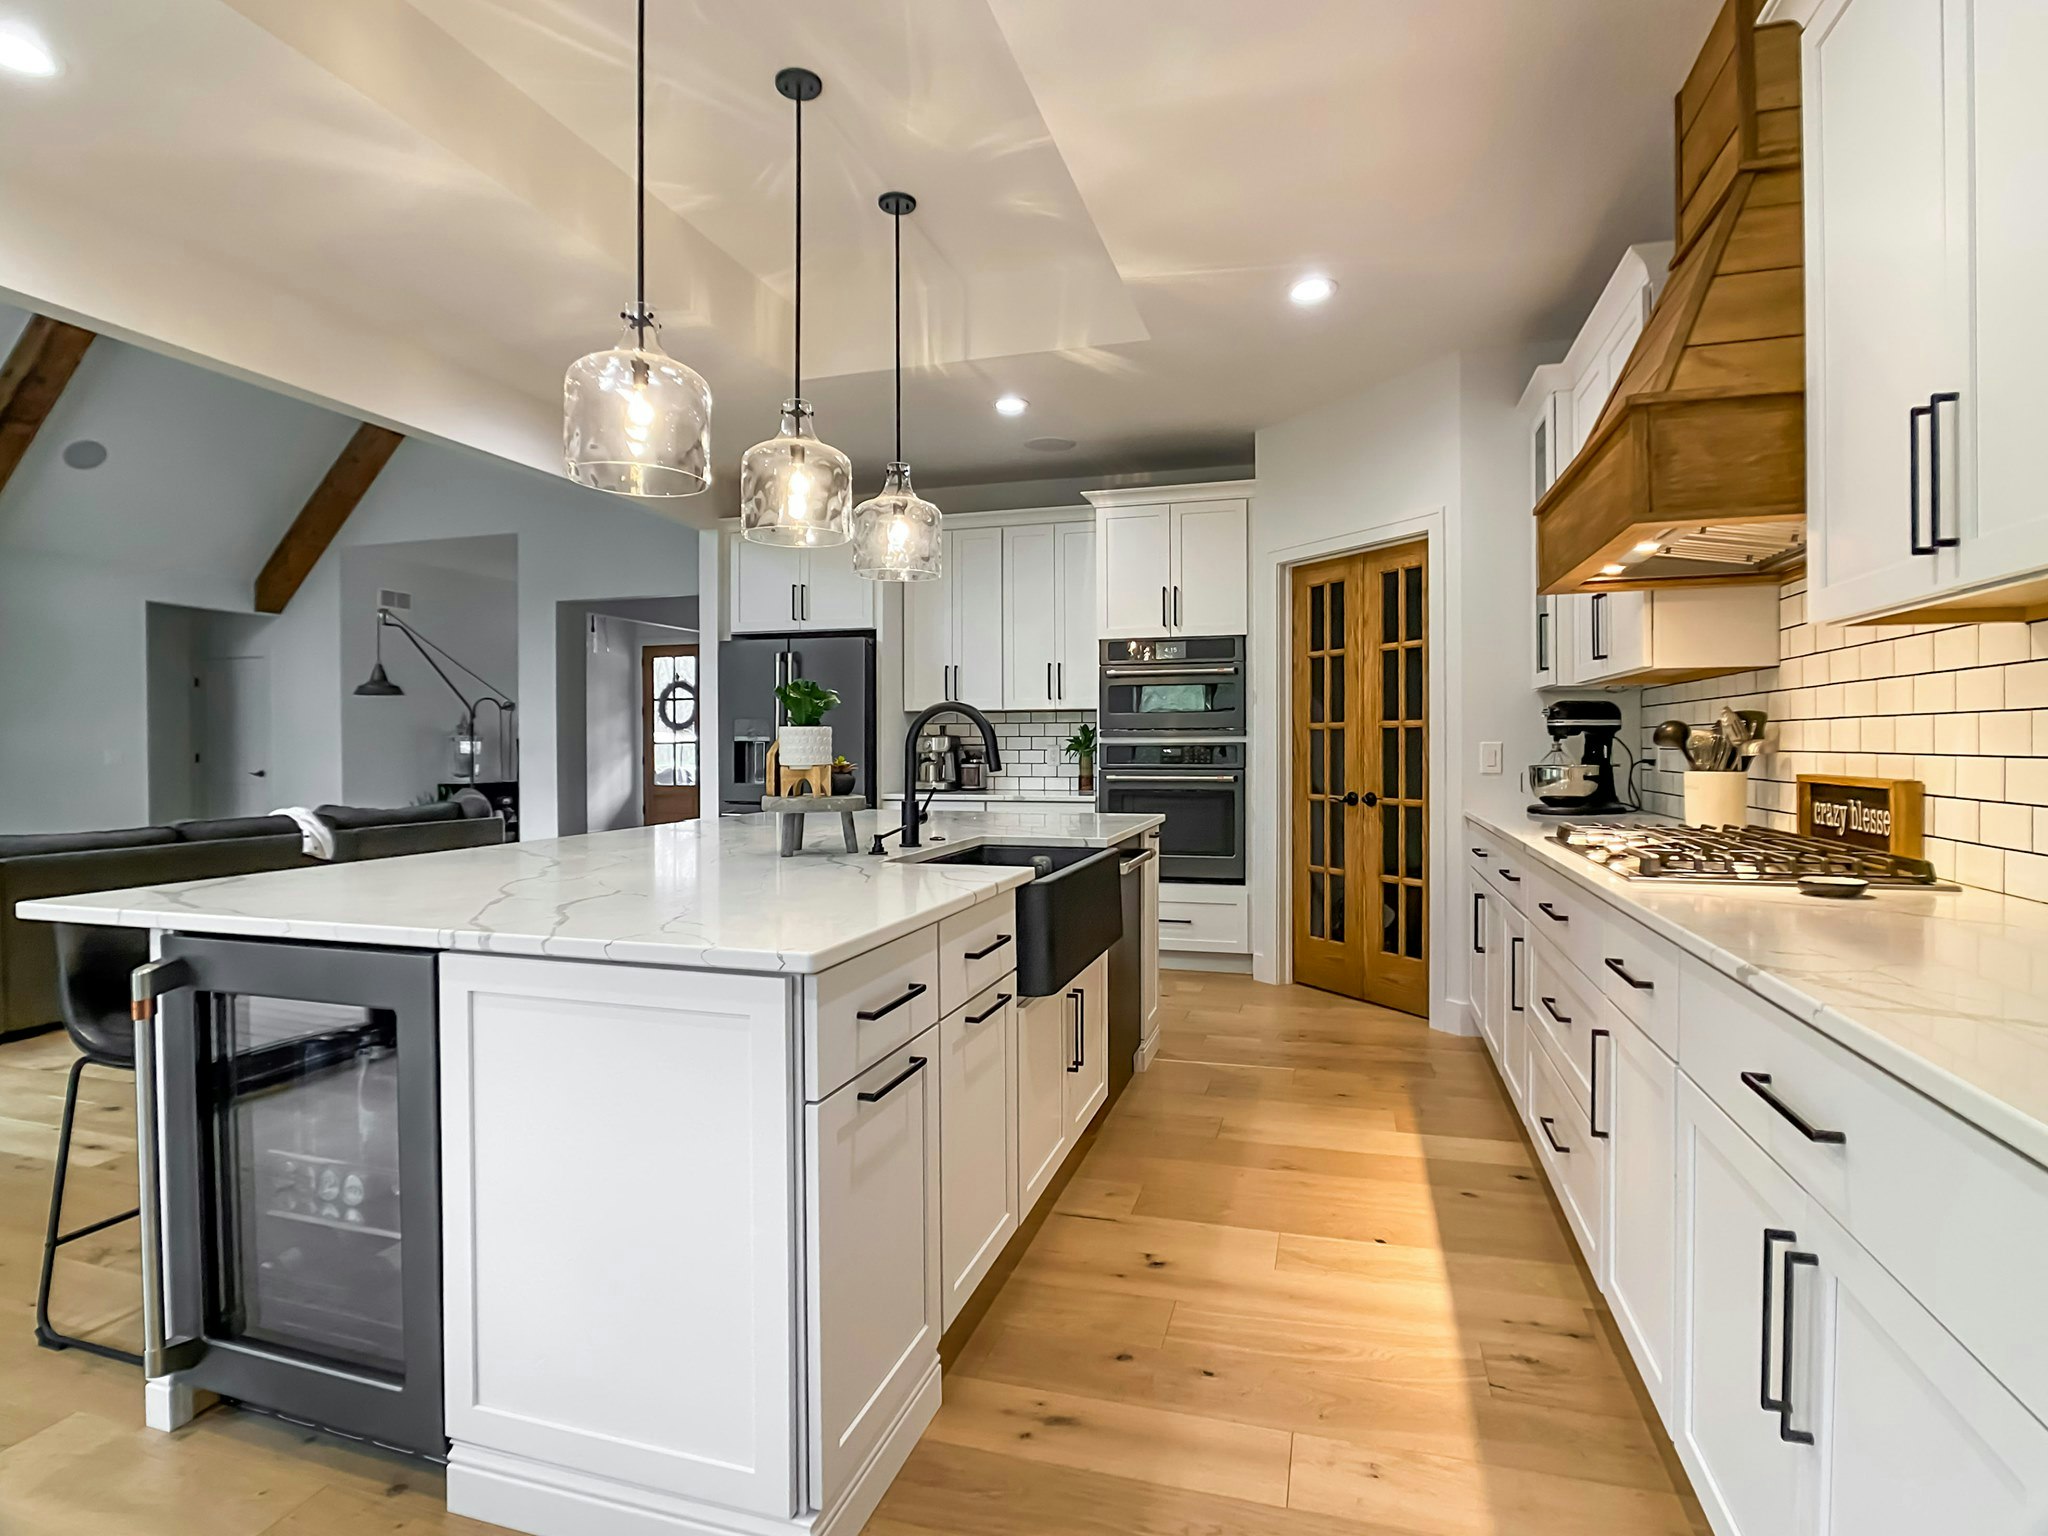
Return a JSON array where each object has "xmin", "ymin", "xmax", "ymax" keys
[
  {"xmin": 254, "ymin": 422, "xmax": 405, "ymax": 613},
  {"xmin": 0, "ymin": 316, "xmax": 96, "ymax": 498}
]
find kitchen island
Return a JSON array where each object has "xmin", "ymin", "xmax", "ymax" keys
[{"xmin": 19, "ymin": 807, "xmax": 1163, "ymax": 1536}]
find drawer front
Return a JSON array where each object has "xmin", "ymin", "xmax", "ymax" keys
[
  {"xmin": 1528, "ymin": 1026, "xmax": 1605, "ymax": 1272},
  {"xmin": 1524, "ymin": 863, "xmax": 1604, "ymax": 984},
  {"xmin": 1465, "ymin": 822, "xmax": 1501, "ymax": 892},
  {"xmin": 1486, "ymin": 852, "xmax": 1530, "ymax": 913},
  {"xmin": 938, "ymin": 892, "xmax": 1018, "ymax": 1013},
  {"xmin": 805, "ymin": 926, "xmax": 941, "ymax": 1101},
  {"xmin": 1681, "ymin": 958, "xmax": 2048, "ymax": 1423},
  {"xmin": 1593, "ymin": 907, "xmax": 1680, "ymax": 1055},
  {"xmin": 1527, "ymin": 937, "xmax": 1602, "ymax": 1118},
  {"xmin": 1158, "ymin": 889, "xmax": 1249, "ymax": 952}
]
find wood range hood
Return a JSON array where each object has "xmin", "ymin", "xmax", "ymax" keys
[{"xmin": 1536, "ymin": 0, "xmax": 1806, "ymax": 597}]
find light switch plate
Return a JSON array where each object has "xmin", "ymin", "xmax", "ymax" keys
[{"xmin": 1480, "ymin": 741, "xmax": 1504, "ymax": 775}]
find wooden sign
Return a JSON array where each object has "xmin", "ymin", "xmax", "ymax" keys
[{"xmin": 1796, "ymin": 775, "xmax": 1923, "ymax": 857}]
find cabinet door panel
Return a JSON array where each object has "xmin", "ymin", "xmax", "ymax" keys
[
  {"xmin": 902, "ymin": 538, "xmax": 951, "ymax": 710},
  {"xmin": 1098, "ymin": 506, "xmax": 1172, "ymax": 638},
  {"xmin": 1467, "ymin": 883, "xmax": 1493, "ymax": 1048},
  {"xmin": 939, "ymin": 989, "xmax": 1018, "ymax": 1327},
  {"xmin": 1062, "ymin": 956, "xmax": 1109, "ymax": 1140},
  {"xmin": 1677, "ymin": 1081, "xmax": 1817, "ymax": 1536},
  {"xmin": 800, "ymin": 546, "xmax": 875, "ymax": 631},
  {"xmin": 1015, "ymin": 991, "xmax": 1069, "ymax": 1212},
  {"xmin": 1170, "ymin": 501, "xmax": 1247, "ymax": 634},
  {"xmin": 730, "ymin": 538, "xmax": 803, "ymax": 634},
  {"xmin": 806, "ymin": 1030, "xmax": 940, "ymax": 1506},
  {"xmin": 1003, "ymin": 524, "xmax": 1059, "ymax": 710},
  {"xmin": 1807, "ymin": 0, "xmax": 1963, "ymax": 618},
  {"xmin": 951, "ymin": 527, "xmax": 1007, "ymax": 710},
  {"xmin": 1498, "ymin": 902, "xmax": 1529, "ymax": 1112},
  {"xmin": 1607, "ymin": 1012, "xmax": 1677, "ymax": 1421},
  {"xmin": 1056, "ymin": 522, "xmax": 1098, "ymax": 707}
]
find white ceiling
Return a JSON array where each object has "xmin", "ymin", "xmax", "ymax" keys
[{"xmin": 0, "ymin": 0, "xmax": 1716, "ymax": 522}]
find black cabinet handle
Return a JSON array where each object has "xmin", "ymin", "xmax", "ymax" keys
[
  {"xmin": 1160, "ymin": 917, "xmax": 1194, "ymax": 925},
  {"xmin": 1471, "ymin": 846, "xmax": 1490, "ymax": 857},
  {"xmin": 1538, "ymin": 901, "xmax": 1568, "ymax": 923},
  {"xmin": 964, "ymin": 993, "xmax": 1011, "ymax": 1025},
  {"xmin": 1540, "ymin": 995, "xmax": 1571, "ymax": 1026},
  {"xmin": 1589, "ymin": 1027, "xmax": 1610, "ymax": 1140},
  {"xmin": 792, "ymin": 583, "xmax": 800, "ymax": 622},
  {"xmin": 1078, "ymin": 989, "xmax": 1086, "ymax": 1068},
  {"xmin": 1472, "ymin": 891, "xmax": 1486, "ymax": 955},
  {"xmin": 855, "ymin": 981, "xmax": 928, "ymax": 1022},
  {"xmin": 1509, "ymin": 936, "xmax": 1524, "ymax": 1012},
  {"xmin": 965, "ymin": 934, "xmax": 1013, "ymax": 961},
  {"xmin": 857, "ymin": 1055, "xmax": 927, "ymax": 1103},
  {"xmin": 1066, "ymin": 988, "xmax": 1083, "ymax": 1072},
  {"xmin": 1741, "ymin": 1071, "xmax": 1846, "ymax": 1144},
  {"xmin": 1591, "ymin": 591, "xmax": 1608, "ymax": 661},
  {"xmin": 1161, "ymin": 586, "xmax": 1169, "ymax": 627},
  {"xmin": 1909, "ymin": 403, "xmax": 1934, "ymax": 555},
  {"xmin": 1539, "ymin": 1115, "xmax": 1570, "ymax": 1155},
  {"xmin": 1604, "ymin": 957, "xmax": 1653, "ymax": 991},
  {"xmin": 1497, "ymin": 868, "xmax": 1521, "ymax": 883},
  {"xmin": 1778, "ymin": 1246, "xmax": 1819, "ymax": 1444},
  {"xmin": 1759, "ymin": 1228, "xmax": 1796, "ymax": 1415},
  {"xmin": 1174, "ymin": 586, "xmax": 1182, "ymax": 627},
  {"xmin": 1928, "ymin": 391, "xmax": 1960, "ymax": 548},
  {"xmin": 1537, "ymin": 606, "xmax": 1550, "ymax": 672}
]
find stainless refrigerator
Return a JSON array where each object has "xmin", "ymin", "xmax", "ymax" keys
[{"xmin": 718, "ymin": 632, "xmax": 878, "ymax": 814}]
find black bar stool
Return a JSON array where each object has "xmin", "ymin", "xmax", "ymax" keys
[{"xmin": 35, "ymin": 923, "xmax": 148, "ymax": 1366}]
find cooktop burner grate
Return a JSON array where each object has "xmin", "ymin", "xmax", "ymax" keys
[{"xmin": 1550, "ymin": 822, "xmax": 1943, "ymax": 885}]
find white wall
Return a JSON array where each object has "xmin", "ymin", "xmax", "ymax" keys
[
  {"xmin": 0, "ymin": 320, "xmax": 699, "ymax": 835},
  {"xmin": 1248, "ymin": 348, "xmax": 1556, "ymax": 1028},
  {"xmin": 339, "ymin": 539, "xmax": 519, "ymax": 806}
]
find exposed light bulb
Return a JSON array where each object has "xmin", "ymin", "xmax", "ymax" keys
[
  {"xmin": 1288, "ymin": 274, "xmax": 1336, "ymax": 307},
  {"xmin": 888, "ymin": 516, "xmax": 909, "ymax": 551},
  {"xmin": 995, "ymin": 394, "xmax": 1028, "ymax": 417},
  {"xmin": 626, "ymin": 391, "xmax": 655, "ymax": 427}
]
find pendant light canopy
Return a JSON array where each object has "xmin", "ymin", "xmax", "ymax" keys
[
  {"xmin": 563, "ymin": 0, "xmax": 711, "ymax": 497},
  {"xmin": 852, "ymin": 192, "xmax": 941, "ymax": 582},
  {"xmin": 740, "ymin": 67, "xmax": 853, "ymax": 547}
]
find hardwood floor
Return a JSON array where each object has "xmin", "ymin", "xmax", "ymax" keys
[{"xmin": 0, "ymin": 976, "xmax": 1706, "ymax": 1535}]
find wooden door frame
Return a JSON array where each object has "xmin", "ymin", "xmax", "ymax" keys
[
  {"xmin": 1257, "ymin": 515, "xmax": 1454, "ymax": 1029},
  {"xmin": 641, "ymin": 643, "xmax": 701, "ymax": 824}
]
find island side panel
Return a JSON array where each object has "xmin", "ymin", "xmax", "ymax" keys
[{"xmin": 438, "ymin": 954, "xmax": 801, "ymax": 1530}]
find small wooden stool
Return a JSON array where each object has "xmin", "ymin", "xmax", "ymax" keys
[{"xmin": 762, "ymin": 741, "xmax": 861, "ymax": 855}]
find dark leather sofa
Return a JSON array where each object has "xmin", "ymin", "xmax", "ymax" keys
[{"xmin": 0, "ymin": 799, "xmax": 504, "ymax": 1041}]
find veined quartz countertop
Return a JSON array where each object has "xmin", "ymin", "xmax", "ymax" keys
[
  {"xmin": 1471, "ymin": 810, "xmax": 2048, "ymax": 1167},
  {"xmin": 15, "ymin": 809, "xmax": 1162, "ymax": 976}
]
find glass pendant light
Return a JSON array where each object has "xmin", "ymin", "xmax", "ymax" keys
[
  {"xmin": 852, "ymin": 192, "xmax": 941, "ymax": 581},
  {"xmin": 740, "ymin": 68, "xmax": 853, "ymax": 546},
  {"xmin": 563, "ymin": 0, "xmax": 711, "ymax": 497}
]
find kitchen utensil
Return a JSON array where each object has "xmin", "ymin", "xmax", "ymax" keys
[
  {"xmin": 1683, "ymin": 770, "xmax": 1749, "ymax": 828},
  {"xmin": 1652, "ymin": 719, "xmax": 1690, "ymax": 750},
  {"xmin": 1715, "ymin": 707, "xmax": 1748, "ymax": 771},
  {"xmin": 1684, "ymin": 726, "xmax": 1720, "ymax": 772}
]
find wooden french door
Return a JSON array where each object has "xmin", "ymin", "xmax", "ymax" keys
[
  {"xmin": 642, "ymin": 644, "xmax": 701, "ymax": 824},
  {"xmin": 1290, "ymin": 541, "xmax": 1428, "ymax": 1014}
]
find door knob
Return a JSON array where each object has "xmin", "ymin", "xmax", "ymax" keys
[
  {"xmin": 1342, "ymin": 791, "xmax": 1359, "ymax": 805},
  {"xmin": 1361, "ymin": 791, "xmax": 1378, "ymax": 807}
]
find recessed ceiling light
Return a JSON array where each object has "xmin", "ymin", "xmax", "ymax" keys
[
  {"xmin": 994, "ymin": 394, "xmax": 1028, "ymax": 417},
  {"xmin": 1026, "ymin": 436, "xmax": 1076, "ymax": 453},
  {"xmin": 1632, "ymin": 540, "xmax": 1662, "ymax": 554},
  {"xmin": 1288, "ymin": 274, "xmax": 1336, "ymax": 307},
  {"xmin": 1599, "ymin": 563, "xmax": 1626, "ymax": 577},
  {"xmin": 0, "ymin": 26, "xmax": 58, "ymax": 78}
]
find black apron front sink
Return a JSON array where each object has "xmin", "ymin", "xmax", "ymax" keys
[{"xmin": 920, "ymin": 843, "xmax": 1123, "ymax": 997}]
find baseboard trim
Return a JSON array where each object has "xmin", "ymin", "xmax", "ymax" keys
[
  {"xmin": 1161, "ymin": 952, "xmax": 1252, "ymax": 974},
  {"xmin": 1134, "ymin": 1029, "xmax": 1163, "ymax": 1071}
]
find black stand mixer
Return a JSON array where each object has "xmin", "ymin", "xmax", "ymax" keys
[{"xmin": 1528, "ymin": 700, "xmax": 1631, "ymax": 816}]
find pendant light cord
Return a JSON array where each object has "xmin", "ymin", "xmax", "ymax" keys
[
  {"xmin": 634, "ymin": 0, "xmax": 647, "ymax": 338},
  {"xmin": 893, "ymin": 209, "xmax": 903, "ymax": 465},
  {"xmin": 793, "ymin": 90, "xmax": 803, "ymax": 402}
]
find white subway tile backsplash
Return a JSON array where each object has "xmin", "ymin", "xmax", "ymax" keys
[{"xmin": 1634, "ymin": 577, "xmax": 2048, "ymax": 901}]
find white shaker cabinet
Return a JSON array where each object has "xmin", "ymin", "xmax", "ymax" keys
[
  {"xmin": 729, "ymin": 536, "xmax": 878, "ymax": 635},
  {"xmin": 938, "ymin": 984, "xmax": 1018, "ymax": 1328},
  {"xmin": 1087, "ymin": 486, "xmax": 1251, "ymax": 639},
  {"xmin": 1573, "ymin": 584, "xmax": 1780, "ymax": 686},
  {"xmin": 1062, "ymin": 954, "xmax": 1110, "ymax": 1141},
  {"xmin": 1525, "ymin": 376, "xmax": 1575, "ymax": 688},
  {"xmin": 1015, "ymin": 987, "xmax": 1071, "ymax": 1212},
  {"xmin": 1468, "ymin": 879, "xmax": 1497, "ymax": 1058},
  {"xmin": 804, "ymin": 1029, "xmax": 941, "ymax": 1508},
  {"xmin": 1604, "ymin": 1007, "xmax": 1677, "ymax": 1419},
  {"xmin": 902, "ymin": 526, "xmax": 1005, "ymax": 711},
  {"xmin": 1001, "ymin": 522, "xmax": 1096, "ymax": 710}
]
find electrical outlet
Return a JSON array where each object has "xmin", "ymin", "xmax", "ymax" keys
[{"xmin": 1480, "ymin": 740, "xmax": 1504, "ymax": 775}]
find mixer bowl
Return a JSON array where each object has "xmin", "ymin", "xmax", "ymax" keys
[{"xmin": 1530, "ymin": 762, "xmax": 1601, "ymax": 801}]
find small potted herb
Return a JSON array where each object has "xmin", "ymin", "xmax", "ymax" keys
[
  {"xmin": 1063, "ymin": 722, "xmax": 1098, "ymax": 794},
  {"xmin": 773, "ymin": 678, "xmax": 841, "ymax": 769},
  {"xmin": 830, "ymin": 755, "xmax": 857, "ymax": 796}
]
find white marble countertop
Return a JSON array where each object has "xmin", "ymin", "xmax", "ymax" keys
[
  {"xmin": 16, "ymin": 809, "xmax": 1163, "ymax": 976},
  {"xmin": 1470, "ymin": 810, "xmax": 2048, "ymax": 1167}
]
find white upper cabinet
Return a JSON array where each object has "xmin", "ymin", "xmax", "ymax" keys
[
  {"xmin": 728, "ymin": 536, "xmax": 877, "ymax": 635},
  {"xmin": 1001, "ymin": 523, "xmax": 1096, "ymax": 710},
  {"xmin": 1797, "ymin": 0, "xmax": 2048, "ymax": 622},
  {"xmin": 1526, "ymin": 379, "xmax": 1575, "ymax": 689},
  {"xmin": 1573, "ymin": 585, "xmax": 1780, "ymax": 687},
  {"xmin": 902, "ymin": 526, "xmax": 1005, "ymax": 711},
  {"xmin": 1089, "ymin": 487, "xmax": 1251, "ymax": 639}
]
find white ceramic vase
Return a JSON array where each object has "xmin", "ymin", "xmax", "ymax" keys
[
  {"xmin": 777, "ymin": 724, "xmax": 833, "ymax": 769},
  {"xmin": 1683, "ymin": 770, "xmax": 1750, "ymax": 829}
]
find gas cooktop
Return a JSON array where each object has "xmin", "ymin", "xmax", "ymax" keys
[{"xmin": 1550, "ymin": 821, "xmax": 1945, "ymax": 886}]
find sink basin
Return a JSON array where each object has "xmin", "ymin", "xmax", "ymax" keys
[{"xmin": 922, "ymin": 842, "xmax": 1122, "ymax": 996}]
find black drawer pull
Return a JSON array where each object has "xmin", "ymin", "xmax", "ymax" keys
[
  {"xmin": 1777, "ymin": 1246, "xmax": 1819, "ymax": 1444},
  {"xmin": 857, "ymin": 1055, "xmax": 927, "ymax": 1103},
  {"xmin": 965, "ymin": 933, "xmax": 1013, "ymax": 961},
  {"xmin": 1928, "ymin": 391, "xmax": 1960, "ymax": 550},
  {"xmin": 1589, "ymin": 1027, "xmax": 1610, "ymax": 1140},
  {"xmin": 1472, "ymin": 891, "xmax": 1486, "ymax": 955},
  {"xmin": 1470, "ymin": 846, "xmax": 1489, "ymax": 857},
  {"xmin": 1741, "ymin": 1071, "xmax": 1846, "ymax": 1144},
  {"xmin": 1759, "ymin": 1228, "xmax": 1796, "ymax": 1415},
  {"xmin": 856, "ymin": 981, "xmax": 928, "ymax": 1022},
  {"xmin": 1160, "ymin": 917, "xmax": 1195, "ymax": 925},
  {"xmin": 1540, "ymin": 995, "xmax": 1571, "ymax": 1026},
  {"xmin": 1508, "ymin": 936, "xmax": 1524, "ymax": 1012},
  {"xmin": 1539, "ymin": 1115, "xmax": 1570, "ymax": 1156},
  {"xmin": 1604, "ymin": 957, "xmax": 1653, "ymax": 991},
  {"xmin": 1908, "ymin": 403, "xmax": 1934, "ymax": 555},
  {"xmin": 964, "ymin": 993, "xmax": 1011, "ymax": 1025},
  {"xmin": 1538, "ymin": 901, "xmax": 1568, "ymax": 923},
  {"xmin": 1497, "ymin": 868, "xmax": 1521, "ymax": 884}
]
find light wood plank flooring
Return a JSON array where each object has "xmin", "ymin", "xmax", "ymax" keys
[{"xmin": 0, "ymin": 975, "xmax": 1706, "ymax": 1535}]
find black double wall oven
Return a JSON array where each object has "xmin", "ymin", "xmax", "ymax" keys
[
  {"xmin": 139, "ymin": 935, "xmax": 445, "ymax": 1459},
  {"xmin": 1096, "ymin": 636, "xmax": 1248, "ymax": 885}
]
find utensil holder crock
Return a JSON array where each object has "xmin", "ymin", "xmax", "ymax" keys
[{"xmin": 1683, "ymin": 771, "xmax": 1750, "ymax": 829}]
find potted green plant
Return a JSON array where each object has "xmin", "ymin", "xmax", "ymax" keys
[
  {"xmin": 830, "ymin": 755, "xmax": 857, "ymax": 796},
  {"xmin": 1063, "ymin": 721, "xmax": 1098, "ymax": 794},
  {"xmin": 773, "ymin": 678, "xmax": 841, "ymax": 769}
]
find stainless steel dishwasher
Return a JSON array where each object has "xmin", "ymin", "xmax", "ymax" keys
[{"xmin": 1107, "ymin": 836, "xmax": 1159, "ymax": 1106}]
